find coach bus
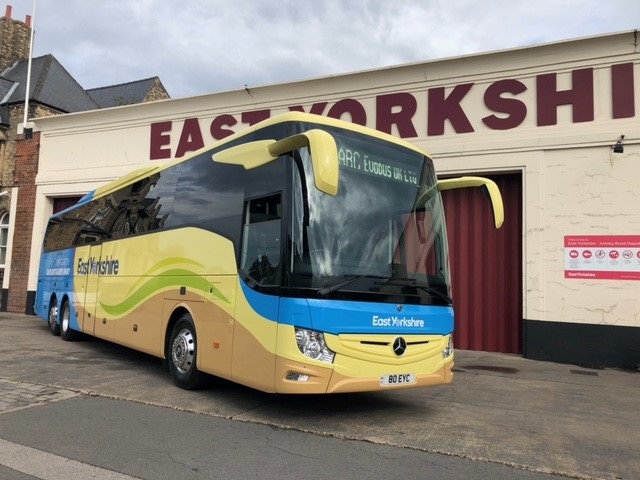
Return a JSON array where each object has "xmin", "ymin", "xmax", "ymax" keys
[{"xmin": 35, "ymin": 112, "xmax": 503, "ymax": 394}]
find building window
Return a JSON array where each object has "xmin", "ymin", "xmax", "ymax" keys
[{"xmin": 0, "ymin": 212, "xmax": 8, "ymax": 267}]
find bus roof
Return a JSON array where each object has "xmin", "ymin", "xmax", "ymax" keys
[
  {"xmin": 86, "ymin": 112, "xmax": 431, "ymax": 203},
  {"xmin": 215, "ymin": 111, "xmax": 430, "ymax": 156},
  {"xmin": 93, "ymin": 165, "xmax": 163, "ymax": 199}
]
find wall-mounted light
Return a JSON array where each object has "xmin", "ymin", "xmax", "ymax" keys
[{"xmin": 612, "ymin": 134, "xmax": 625, "ymax": 154}]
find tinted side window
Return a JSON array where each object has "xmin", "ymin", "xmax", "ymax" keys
[
  {"xmin": 244, "ymin": 156, "xmax": 286, "ymax": 198},
  {"xmin": 172, "ymin": 153, "xmax": 245, "ymax": 245},
  {"xmin": 43, "ymin": 167, "xmax": 178, "ymax": 252},
  {"xmin": 107, "ymin": 169, "xmax": 178, "ymax": 238},
  {"xmin": 44, "ymin": 202, "xmax": 95, "ymax": 252},
  {"xmin": 241, "ymin": 194, "xmax": 282, "ymax": 285}
]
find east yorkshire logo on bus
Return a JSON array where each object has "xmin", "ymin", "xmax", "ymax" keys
[
  {"xmin": 77, "ymin": 256, "xmax": 121, "ymax": 276},
  {"xmin": 372, "ymin": 315, "xmax": 426, "ymax": 328},
  {"xmin": 149, "ymin": 63, "xmax": 635, "ymax": 161}
]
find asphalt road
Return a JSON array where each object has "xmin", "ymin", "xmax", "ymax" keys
[
  {"xmin": 1, "ymin": 313, "xmax": 638, "ymax": 479},
  {"xmin": 0, "ymin": 395, "xmax": 565, "ymax": 480}
]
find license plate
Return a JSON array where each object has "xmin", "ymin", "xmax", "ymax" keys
[{"xmin": 380, "ymin": 373, "xmax": 416, "ymax": 386}]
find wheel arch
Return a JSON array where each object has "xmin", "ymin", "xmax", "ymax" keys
[
  {"xmin": 164, "ymin": 304, "xmax": 206, "ymax": 389},
  {"xmin": 60, "ymin": 293, "xmax": 74, "ymax": 323},
  {"xmin": 47, "ymin": 293, "xmax": 61, "ymax": 336},
  {"xmin": 60, "ymin": 293, "xmax": 71, "ymax": 308},
  {"xmin": 48, "ymin": 293, "xmax": 58, "ymax": 312},
  {"xmin": 163, "ymin": 305, "xmax": 193, "ymax": 360}
]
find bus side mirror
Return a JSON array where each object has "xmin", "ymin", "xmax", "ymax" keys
[
  {"xmin": 437, "ymin": 176, "xmax": 504, "ymax": 229},
  {"xmin": 213, "ymin": 129, "xmax": 339, "ymax": 196}
]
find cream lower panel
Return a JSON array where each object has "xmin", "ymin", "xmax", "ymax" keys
[
  {"xmin": 196, "ymin": 276, "xmax": 237, "ymax": 380},
  {"xmin": 229, "ymin": 316, "xmax": 278, "ymax": 393}
]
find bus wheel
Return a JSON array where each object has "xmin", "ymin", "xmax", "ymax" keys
[
  {"xmin": 60, "ymin": 300, "xmax": 78, "ymax": 341},
  {"xmin": 168, "ymin": 313, "xmax": 204, "ymax": 390},
  {"xmin": 48, "ymin": 301, "xmax": 60, "ymax": 336}
]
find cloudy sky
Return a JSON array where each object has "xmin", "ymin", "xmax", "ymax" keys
[{"xmin": 15, "ymin": 0, "xmax": 640, "ymax": 99}]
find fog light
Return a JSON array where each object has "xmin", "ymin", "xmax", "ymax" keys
[
  {"xmin": 443, "ymin": 335, "xmax": 453, "ymax": 358},
  {"xmin": 286, "ymin": 371, "xmax": 310, "ymax": 382}
]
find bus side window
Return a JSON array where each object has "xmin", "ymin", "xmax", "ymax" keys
[{"xmin": 241, "ymin": 194, "xmax": 282, "ymax": 285}]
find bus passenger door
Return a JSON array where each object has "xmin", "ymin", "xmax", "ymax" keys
[{"xmin": 77, "ymin": 244, "xmax": 101, "ymax": 336}]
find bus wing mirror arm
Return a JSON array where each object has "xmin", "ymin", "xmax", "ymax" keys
[
  {"xmin": 268, "ymin": 130, "xmax": 339, "ymax": 196},
  {"xmin": 437, "ymin": 176, "xmax": 504, "ymax": 229},
  {"xmin": 213, "ymin": 130, "xmax": 339, "ymax": 196}
]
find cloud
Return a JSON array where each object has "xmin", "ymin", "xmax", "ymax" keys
[{"xmin": 23, "ymin": 0, "xmax": 640, "ymax": 98}]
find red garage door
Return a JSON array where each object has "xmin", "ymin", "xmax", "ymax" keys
[{"xmin": 441, "ymin": 173, "xmax": 522, "ymax": 354}]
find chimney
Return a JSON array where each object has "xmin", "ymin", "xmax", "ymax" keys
[{"xmin": 0, "ymin": 4, "xmax": 32, "ymax": 72}]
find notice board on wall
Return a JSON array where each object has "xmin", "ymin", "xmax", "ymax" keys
[{"xmin": 564, "ymin": 235, "xmax": 640, "ymax": 280}]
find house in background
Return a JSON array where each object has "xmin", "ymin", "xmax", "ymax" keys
[
  {"xmin": 0, "ymin": 4, "xmax": 169, "ymax": 312},
  {"xmin": 87, "ymin": 77, "xmax": 169, "ymax": 108}
]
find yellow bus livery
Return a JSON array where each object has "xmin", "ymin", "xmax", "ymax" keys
[{"xmin": 35, "ymin": 112, "xmax": 503, "ymax": 394}]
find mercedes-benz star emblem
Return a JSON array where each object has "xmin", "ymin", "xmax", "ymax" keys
[{"xmin": 393, "ymin": 337, "xmax": 407, "ymax": 356}]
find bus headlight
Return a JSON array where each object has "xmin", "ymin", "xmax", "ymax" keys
[
  {"xmin": 295, "ymin": 328, "xmax": 335, "ymax": 364},
  {"xmin": 443, "ymin": 335, "xmax": 453, "ymax": 359}
]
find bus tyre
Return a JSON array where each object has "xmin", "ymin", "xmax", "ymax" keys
[
  {"xmin": 59, "ymin": 300, "xmax": 78, "ymax": 341},
  {"xmin": 48, "ymin": 301, "xmax": 60, "ymax": 336},
  {"xmin": 168, "ymin": 314, "xmax": 204, "ymax": 390}
]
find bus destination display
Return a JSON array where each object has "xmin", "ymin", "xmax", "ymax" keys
[{"xmin": 338, "ymin": 146, "xmax": 419, "ymax": 186}]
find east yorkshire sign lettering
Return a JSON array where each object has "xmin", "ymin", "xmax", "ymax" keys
[{"xmin": 149, "ymin": 63, "xmax": 635, "ymax": 160}]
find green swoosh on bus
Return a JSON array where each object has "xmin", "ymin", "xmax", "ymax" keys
[
  {"xmin": 99, "ymin": 269, "xmax": 230, "ymax": 316},
  {"xmin": 124, "ymin": 257, "xmax": 205, "ymax": 296}
]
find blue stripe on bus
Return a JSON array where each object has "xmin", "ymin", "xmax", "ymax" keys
[
  {"xmin": 35, "ymin": 249, "xmax": 80, "ymax": 331},
  {"xmin": 240, "ymin": 279, "xmax": 280, "ymax": 320},
  {"xmin": 240, "ymin": 279, "xmax": 453, "ymax": 335}
]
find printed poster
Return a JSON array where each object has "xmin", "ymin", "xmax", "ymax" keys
[{"xmin": 564, "ymin": 235, "xmax": 640, "ymax": 280}]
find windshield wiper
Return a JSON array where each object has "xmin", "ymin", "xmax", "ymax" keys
[
  {"xmin": 414, "ymin": 284, "xmax": 453, "ymax": 305},
  {"xmin": 376, "ymin": 278, "xmax": 452, "ymax": 304},
  {"xmin": 318, "ymin": 275, "xmax": 387, "ymax": 296}
]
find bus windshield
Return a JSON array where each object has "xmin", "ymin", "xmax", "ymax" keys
[{"xmin": 289, "ymin": 129, "xmax": 451, "ymax": 305}]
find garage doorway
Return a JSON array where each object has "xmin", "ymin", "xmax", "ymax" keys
[{"xmin": 441, "ymin": 173, "xmax": 523, "ymax": 354}]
